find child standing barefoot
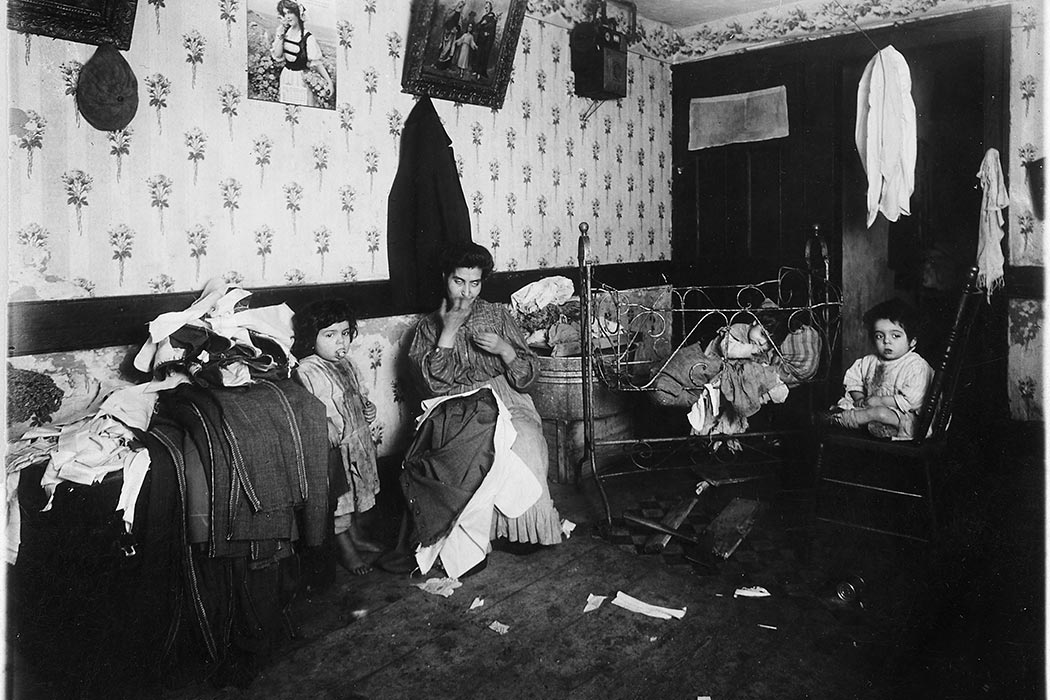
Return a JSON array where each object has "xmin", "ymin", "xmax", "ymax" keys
[
  {"xmin": 293, "ymin": 300, "xmax": 383, "ymax": 575},
  {"xmin": 829, "ymin": 299, "xmax": 934, "ymax": 439}
]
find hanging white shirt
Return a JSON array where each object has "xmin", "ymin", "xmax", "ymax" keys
[{"xmin": 855, "ymin": 45, "xmax": 916, "ymax": 228}]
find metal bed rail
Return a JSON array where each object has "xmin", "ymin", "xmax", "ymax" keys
[{"xmin": 576, "ymin": 222, "xmax": 842, "ymax": 525}]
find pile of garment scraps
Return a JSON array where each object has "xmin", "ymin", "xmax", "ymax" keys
[
  {"xmin": 5, "ymin": 380, "xmax": 173, "ymax": 564},
  {"xmin": 134, "ymin": 278, "xmax": 296, "ymax": 386},
  {"xmin": 6, "ymin": 281, "xmax": 297, "ymax": 565}
]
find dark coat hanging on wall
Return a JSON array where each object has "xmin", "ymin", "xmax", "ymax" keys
[{"xmin": 387, "ymin": 97, "xmax": 472, "ymax": 311}]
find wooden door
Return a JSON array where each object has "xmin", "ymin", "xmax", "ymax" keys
[{"xmin": 672, "ymin": 55, "xmax": 838, "ymax": 284}]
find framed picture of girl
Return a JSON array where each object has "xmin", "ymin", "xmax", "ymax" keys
[
  {"xmin": 246, "ymin": 0, "xmax": 337, "ymax": 110},
  {"xmin": 401, "ymin": 0, "xmax": 527, "ymax": 110}
]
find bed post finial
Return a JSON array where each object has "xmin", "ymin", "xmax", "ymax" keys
[{"xmin": 578, "ymin": 221, "xmax": 591, "ymax": 265}]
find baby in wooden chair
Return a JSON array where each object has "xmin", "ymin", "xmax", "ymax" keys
[{"xmin": 828, "ymin": 299, "xmax": 934, "ymax": 439}]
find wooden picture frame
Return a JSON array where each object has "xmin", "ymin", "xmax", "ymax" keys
[
  {"xmin": 402, "ymin": 0, "xmax": 527, "ymax": 110},
  {"xmin": 7, "ymin": 0, "xmax": 139, "ymax": 50}
]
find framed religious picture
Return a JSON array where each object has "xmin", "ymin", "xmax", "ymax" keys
[
  {"xmin": 7, "ymin": 0, "xmax": 138, "ymax": 50},
  {"xmin": 402, "ymin": 0, "xmax": 527, "ymax": 109},
  {"xmin": 246, "ymin": 0, "xmax": 337, "ymax": 110}
]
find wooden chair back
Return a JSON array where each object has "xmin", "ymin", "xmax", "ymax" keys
[{"xmin": 911, "ymin": 266, "xmax": 982, "ymax": 445}]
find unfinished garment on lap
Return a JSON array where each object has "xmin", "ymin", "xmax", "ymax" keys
[
  {"xmin": 486, "ymin": 375, "xmax": 562, "ymax": 545},
  {"xmin": 401, "ymin": 389, "xmax": 499, "ymax": 548},
  {"xmin": 408, "ymin": 299, "xmax": 563, "ymax": 547},
  {"xmin": 406, "ymin": 385, "xmax": 544, "ymax": 579}
]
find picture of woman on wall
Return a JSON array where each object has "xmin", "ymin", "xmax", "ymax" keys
[
  {"xmin": 270, "ymin": 0, "xmax": 332, "ymax": 107},
  {"xmin": 434, "ymin": 1, "xmax": 465, "ymax": 70},
  {"xmin": 246, "ymin": 0, "xmax": 338, "ymax": 110}
]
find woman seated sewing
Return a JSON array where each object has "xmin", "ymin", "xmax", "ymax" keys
[{"xmin": 406, "ymin": 242, "xmax": 563, "ymax": 570}]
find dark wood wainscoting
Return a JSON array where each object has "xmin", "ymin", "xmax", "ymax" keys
[{"xmin": 8, "ymin": 260, "xmax": 673, "ymax": 357}]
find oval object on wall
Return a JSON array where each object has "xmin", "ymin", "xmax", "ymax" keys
[{"xmin": 76, "ymin": 44, "xmax": 139, "ymax": 131}]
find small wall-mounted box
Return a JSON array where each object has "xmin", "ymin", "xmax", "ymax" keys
[{"xmin": 569, "ymin": 21, "xmax": 627, "ymax": 101}]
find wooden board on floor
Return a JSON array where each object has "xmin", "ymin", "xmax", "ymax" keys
[
  {"xmin": 643, "ymin": 497, "xmax": 698, "ymax": 553},
  {"xmin": 706, "ymin": 497, "xmax": 763, "ymax": 560}
]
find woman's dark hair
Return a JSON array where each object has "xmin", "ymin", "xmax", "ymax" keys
[
  {"xmin": 863, "ymin": 298, "xmax": 920, "ymax": 341},
  {"xmin": 276, "ymin": 0, "xmax": 303, "ymax": 22},
  {"xmin": 439, "ymin": 242, "xmax": 495, "ymax": 280},
  {"xmin": 292, "ymin": 299, "xmax": 357, "ymax": 359}
]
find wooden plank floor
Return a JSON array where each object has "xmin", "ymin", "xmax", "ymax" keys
[
  {"xmin": 152, "ymin": 468, "xmax": 896, "ymax": 700},
  {"xmin": 15, "ymin": 429, "xmax": 1040, "ymax": 700},
  {"xmin": 157, "ymin": 528, "xmax": 884, "ymax": 700}
]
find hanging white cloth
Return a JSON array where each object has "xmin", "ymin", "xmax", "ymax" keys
[
  {"xmin": 976, "ymin": 148, "xmax": 1009, "ymax": 298},
  {"xmin": 855, "ymin": 45, "xmax": 916, "ymax": 228}
]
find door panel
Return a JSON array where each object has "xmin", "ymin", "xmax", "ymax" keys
[{"xmin": 673, "ymin": 58, "xmax": 825, "ymax": 284}]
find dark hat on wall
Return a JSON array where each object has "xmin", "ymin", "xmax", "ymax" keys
[{"xmin": 76, "ymin": 44, "xmax": 139, "ymax": 131}]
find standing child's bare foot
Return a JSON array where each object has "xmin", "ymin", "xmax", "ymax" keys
[
  {"xmin": 349, "ymin": 527, "xmax": 386, "ymax": 554},
  {"xmin": 335, "ymin": 532, "xmax": 372, "ymax": 576}
]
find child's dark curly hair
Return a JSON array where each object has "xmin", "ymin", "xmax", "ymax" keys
[
  {"xmin": 439, "ymin": 242, "xmax": 495, "ymax": 280},
  {"xmin": 863, "ymin": 298, "xmax": 920, "ymax": 342},
  {"xmin": 754, "ymin": 309, "xmax": 790, "ymax": 347},
  {"xmin": 292, "ymin": 299, "xmax": 357, "ymax": 359}
]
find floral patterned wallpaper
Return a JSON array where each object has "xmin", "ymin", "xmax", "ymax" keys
[
  {"xmin": 1007, "ymin": 299, "xmax": 1042, "ymax": 421},
  {"xmin": 6, "ymin": 1, "xmax": 674, "ymax": 455},
  {"xmin": 1005, "ymin": 2, "xmax": 1044, "ymax": 422},
  {"xmin": 8, "ymin": 1, "xmax": 674, "ymax": 301}
]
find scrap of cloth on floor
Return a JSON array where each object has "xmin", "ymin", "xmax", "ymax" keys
[
  {"xmin": 611, "ymin": 591, "xmax": 687, "ymax": 620},
  {"xmin": 688, "ymin": 85, "xmax": 789, "ymax": 150},
  {"xmin": 406, "ymin": 386, "xmax": 542, "ymax": 580},
  {"xmin": 976, "ymin": 147, "xmax": 1009, "ymax": 298},
  {"xmin": 855, "ymin": 45, "xmax": 916, "ymax": 228}
]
